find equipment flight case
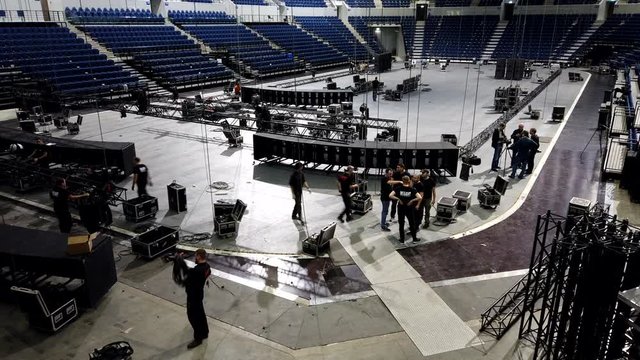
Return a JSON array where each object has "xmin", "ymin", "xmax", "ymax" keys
[
  {"xmin": 122, "ymin": 196, "xmax": 158, "ymax": 222},
  {"xmin": 478, "ymin": 175, "xmax": 509, "ymax": 209},
  {"xmin": 131, "ymin": 225, "xmax": 179, "ymax": 259},
  {"xmin": 214, "ymin": 199, "xmax": 247, "ymax": 237},
  {"xmin": 167, "ymin": 181, "xmax": 187, "ymax": 213}
]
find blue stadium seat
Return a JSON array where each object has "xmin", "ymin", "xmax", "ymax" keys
[{"xmin": 296, "ymin": 17, "xmax": 370, "ymax": 61}]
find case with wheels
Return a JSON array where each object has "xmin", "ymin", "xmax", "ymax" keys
[
  {"xmin": 214, "ymin": 199, "xmax": 247, "ymax": 237},
  {"xmin": 122, "ymin": 196, "xmax": 158, "ymax": 222},
  {"xmin": 167, "ymin": 182, "xmax": 187, "ymax": 213},
  {"xmin": 131, "ymin": 225, "xmax": 179, "ymax": 258}
]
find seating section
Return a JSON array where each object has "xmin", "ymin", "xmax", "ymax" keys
[
  {"xmin": 250, "ymin": 23, "xmax": 348, "ymax": 67},
  {"xmin": 284, "ymin": 0, "xmax": 327, "ymax": 7},
  {"xmin": 168, "ymin": 10, "xmax": 236, "ymax": 24},
  {"xmin": 183, "ymin": 24, "xmax": 305, "ymax": 76},
  {"xmin": 0, "ymin": 25, "xmax": 138, "ymax": 96},
  {"xmin": 493, "ymin": 14, "xmax": 595, "ymax": 61},
  {"xmin": 81, "ymin": 25, "xmax": 232, "ymax": 86},
  {"xmin": 381, "ymin": 0, "xmax": 411, "ymax": 7},
  {"xmin": 349, "ymin": 16, "xmax": 415, "ymax": 56},
  {"xmin": 433, "ymin": 0, "xmax": 472, "ymax": 6},
  {"xmin": 65, "ymin": 7, "xmax": 163, "ymax": 23},
  {"xmin": 296, "ymin": 17, "xmax": 370, "ymax": 61},
  {"xmin": 575, "ymin": 14, "xmax": 640, "ymax": 64},
  {"xmin": 421, "ymin": 15, "xmax": 499, "ymax": 60},
  {"xmin": 345, "ymin": 0, "xmax": 376, "ymax": 7}
]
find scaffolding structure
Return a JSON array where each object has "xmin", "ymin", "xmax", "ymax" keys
[{"xmin": 481, "ymin": 205, "xmax": 640, "ymax": 360}]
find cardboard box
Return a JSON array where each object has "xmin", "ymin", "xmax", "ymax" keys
[{"xmin": 67, "ymin": 232, "xmax": 98, "ymax": 255}]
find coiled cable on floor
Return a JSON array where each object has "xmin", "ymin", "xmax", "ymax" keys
[{"xmin": 180, "ymin": 232, "xmax": 212, "ymax": 243}]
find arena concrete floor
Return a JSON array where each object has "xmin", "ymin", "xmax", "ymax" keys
[{"xmin": 1, "ymin": 63, "xmax": 639, "ymax": 359}]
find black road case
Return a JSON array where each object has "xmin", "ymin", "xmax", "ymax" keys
[
  {"xmin": 122, "ymin": 196, "xmax": 158, "ymax": 222},
  {"xmin": 131, "ymin": 225, "xmax": 179, "ymax": 258},
  {"xmin": 167, "ymin": 182, "xmax": 187, "ymax": 213},
  {"xmin": 214, "ymin": 199, "xmax": 246, "ymax": 237}
]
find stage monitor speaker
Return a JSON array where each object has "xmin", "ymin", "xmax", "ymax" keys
[
  {"xmin": 460, "ymin": 163, "xmax": 471, "ymax": 181},
  {"xmin": 552, "ymin": 106, "xmax": 565, "ymax": 121},
  {"xmin": 495, "ymin": 59, "xmax": 506, "ymax": 79}
]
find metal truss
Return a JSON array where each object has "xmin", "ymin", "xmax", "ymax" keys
[
  {"xmin": 509, "ymin": 205, "xmax": 640, "ymax": 360},
  {"xmin": 0, "ymin": 156, "xmax": 128, "ymax": 205},
  {"xmin": 459, "ymin": 69, "xmax": 562, "ymax": 159},
  {"xmin": 480, "ymin": 211, "xmax": 567, "ymax": 340},
  {"xmin": 107, "ymin": 94, "xmax": 398, "ymax": 144}
]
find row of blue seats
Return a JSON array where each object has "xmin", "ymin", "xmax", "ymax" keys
[
  {"xmin": 82, "ymin": 26, "xmax": 179, "ymax": 35},
  {"xmin": 419, "ymin": 15, "xmax": 498, "ymax": 60},
  {"xmin": 168, "ymin": 10, "xmax": 236, "ymax": 24},
  {"xmin": 0, "ymin": 27, "xmax": 68, "ymax": 33},
  {"xmin": 284, "ymin": 0, "xmax": 327, "ymax": 7},
  {"xmin": 380, "ymin": 0, "xmax": 410, "ymax": 7},
  {"xmin": 66, "ymin": 7, "xmax": 163, "ymax": 23},
  {"xmin": 56, "ymin": 77, "xmax": 138, "ymax": 92},
  {"xmin": 345, "ymin": 0, "xmax": 375, "ymax": 7},
  {"xmin": 233, "ymin": 0, "xmax": 267, "ymax": 5}
]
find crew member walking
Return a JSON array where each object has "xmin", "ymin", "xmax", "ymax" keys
[
  {"xmin": 509, "ymin": 130, "xmax": 537, "ymax": 179},
  {"xmin": 289, "ymin": 162, "xmax": 310, "ymax": 223},
  {"xmin": 389, "ymin": 163, "xmax": 410, "ymax": 222},
  {"xmin": 372, "ymin": 77, "xmax": 380, "ymax": 102},
  {"xmin": 380, "ymin": 168, "xmax": 393, "ymax": 232},
  {"xmin": 182, "ymin": 249, "xmax": 211, "ymax": 349},
  {"xmin": 337, "ymin": 166, "xmax": 358, "ymax": 223},
  {"xmin": 389, "ymin": 176, "xmax": 421, "ymax": 244},
  {"xmin": 132, "ymin": 157, "xmax": 152, "ymax": 197}
]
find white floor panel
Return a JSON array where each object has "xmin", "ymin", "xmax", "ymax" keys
[
  {"xmin": 372, "ymin": 278, "xmax": 478, "ymax": 357},
  {"xmin": 336, "ymin": 234, "xmax": 421, "ymax": 284}
]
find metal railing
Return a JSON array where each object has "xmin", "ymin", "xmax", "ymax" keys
[
  {"xmin": 458, "ymin": 69, "xmax": 562, "ymax": 159},
  {"xmin": 0, "ymin": 10, "xmax": 66, "ymax": 23}
]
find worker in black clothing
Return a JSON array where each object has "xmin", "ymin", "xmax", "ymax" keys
[
  {"xmin": 50, "ymin": 178, "xmax": 89, "ymax": 233},
  {"xmin": 526, "ymin": 128, "xmax": 540, "ymax": 174},
  {"xmin": 412, "ymin": 174, "xmax": 424, "ymax": 230},
  {"xmin": 337, "ymin": 166, "xmax": 359, "ymax": 223},
  {"xmin": 372, "ymin": 77, "xmax": 380, "ymax": 102},
  {"xmin": 180, "ymin": 249, "xmax": 211, "ymax": 349},
  {"xmin": 380, "ymin": 168, "xmax": 393, "ymax": 232},
  {"xmin": 418, "ymin": 169, "xmax": 437, "ymax": 228},
  {"xmin": 289, "ymin": 162, "xmax": 310, "ymax": 224},
  {"xmin": 132, "ymin": 157, "xmax": 152, "ymax": 197},
  {"xmin": 491, "ymin": 123, "xmax": 508, "ymax": 171},
  {"xmin": 389, "ymin": 175, "xmax": 422, "ymax": 244},
  {"xmin": 28, "ymin": 138, "xmax": 50, "ymax": 168},
  {"xmin": 389, "ymin": 163, "xmax": 410, "ymax": 222}
]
